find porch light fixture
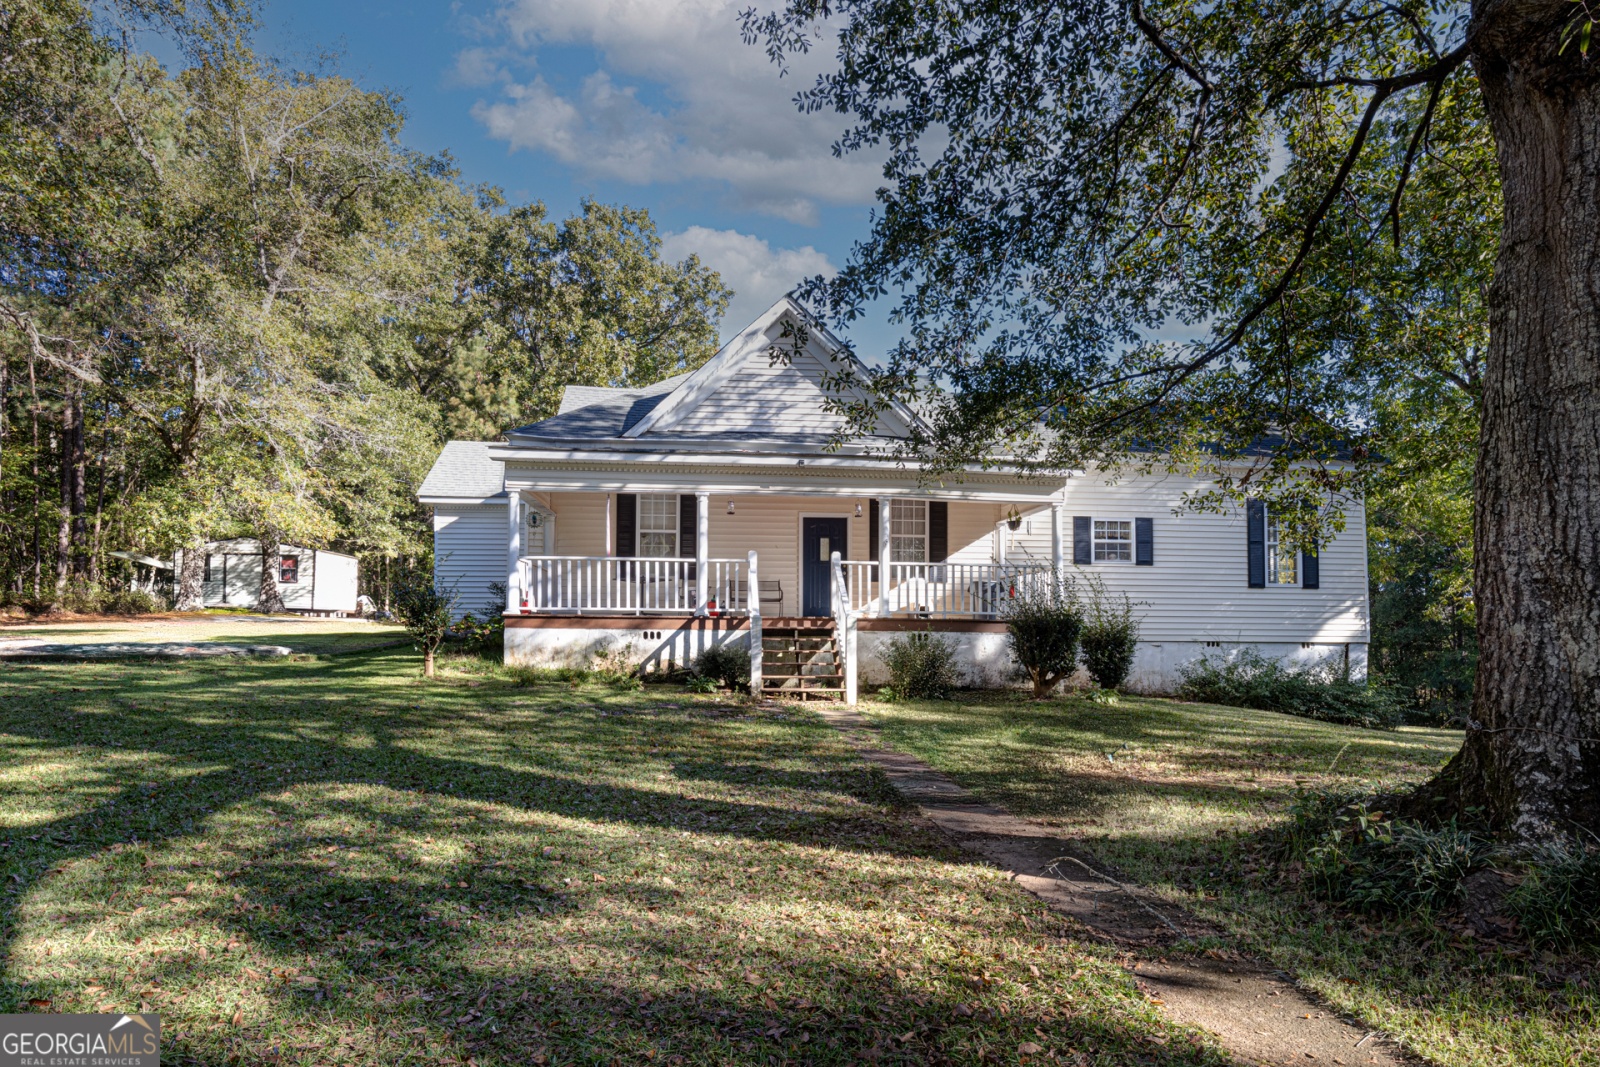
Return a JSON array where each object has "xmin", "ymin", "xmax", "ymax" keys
[
  {"xmin": 727, "ymin": 500, "xmax": 736, "ymax": 515},
  {"xmin": 854, "ymin": 502, "xmax": 863, "ymax": 518}
]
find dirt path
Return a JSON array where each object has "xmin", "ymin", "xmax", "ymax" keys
[
  {"xmin": 0, "ymin": 614, "xmax": 405, "ymax": 658},
  {"xmin": 812, "ymin": 703, "xmax": 1415, "ymax": 1067}
]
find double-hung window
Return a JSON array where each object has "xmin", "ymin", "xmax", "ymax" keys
[
  {"xmin": 637, "ymin": 494, "xmax": 679, "ymax": 558},
  {"xmin": 279, "ymin": 556, "xmax": 300, "ymax": 584},
  {"xmin": 1093, "ymin": 519, "xmax": 1133, "ymax": 562},
  {"xmin": 890, "ymin": 500, "xmax": 928, "ymax": 563},
  {"xmin": 1265, "ymin": 512, "xmax": 1297, "ymax": 585}
]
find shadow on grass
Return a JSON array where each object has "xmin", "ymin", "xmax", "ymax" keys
[{"xmin": 0, "ymin": 652, "xmax": 1226, "ymax": 1066}]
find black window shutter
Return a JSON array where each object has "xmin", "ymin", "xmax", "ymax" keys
[
  {"xmin": 1246, "ymin": 499, "xmax": 1266, "ymax": 588},
  {"xmin": 678, "ymin": 494, "xmax": 696, "ymax": 557},
  {"xmin": 1301, "ymin": 546, "xmax": 1320, "ymax": 589},
  {"xmin": 1073, "ymin": 516, "xmax": 1092, "ymax": 565},
  {"xmin": 868, "ymin": 499, "xmax": 880, "ymax": 562},
  {"xmin": 615, "ymin": 493, "xmax": 636, "ymax": 557},
  {"xmin": 1134, "ymin": 517, "xmax": 1153, "ymax": 566},
  {"xmin": 928, "ymin": 502, "xmax": 948, "ymax": 562}
]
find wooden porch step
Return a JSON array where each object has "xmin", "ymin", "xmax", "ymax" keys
[{"xmin": 758, "ymin": 619, "xmax": 842, "ymax": 700}]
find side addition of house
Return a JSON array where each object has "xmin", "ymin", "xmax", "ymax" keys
[{"xmin": 419, "ymin": 297, "xmax": 1370, "ymax": 701}]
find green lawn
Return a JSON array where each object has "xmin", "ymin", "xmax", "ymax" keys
[
  {"xmin": 0, "ymin": 651, "xmax": 1231, "ymax": 1067},
  {"xmin": 859, "ymin": 692, "xmax": 1599, "ymax": 1067}
]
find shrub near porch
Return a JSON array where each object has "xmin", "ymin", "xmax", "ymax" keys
[
  {"xmin": 0, "ymin": 652, "xmax": 1229, "ymax": 1066},
  {"xmin": 858, "ymin": 692, "xmax": 1598, "ymax": 1067}
]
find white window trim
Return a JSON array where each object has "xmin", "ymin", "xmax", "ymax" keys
[
  {"xmin": 1264, "ymin": 510, "xmax": 1298, "ymax": 586},
  {"xmin": 889, "ymin": 499, "xmax": 929, "ymax": 564},
  {"xmin": 1092, "ymin": 517, "xmax": 1135, "ymax": 564},
  {"xmin": 637, "ymin": 493, "xmax": 680, "ymax": 559}
]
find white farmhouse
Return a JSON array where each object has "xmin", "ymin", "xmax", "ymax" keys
[{"xmin": 419, "ymin": 297, "xmax": 1369, "ymax": 701}]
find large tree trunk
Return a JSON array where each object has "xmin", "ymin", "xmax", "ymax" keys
[
  {"xmin": 68, "ymin": 385, "xmax": 87, "ymax": 581},
  {"xmin": 1418, "ymin": 2, "xmax": 1600, "ymax": 838},
  {"xmin": 175, "ymin": 540, "xmax": 206, "ymax": 611},
  {"xmin": 257, "ymin": 530, "xmax": 287, "ymax": 613},
  {"xmin": 53, "ymin": 420, "xmax": 71, "ymax": 601}
]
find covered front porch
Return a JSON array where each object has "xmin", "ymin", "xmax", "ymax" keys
[
  {"xmin": 498, "ymin": 482, "xmax": 1065, "ymax": 701},
  {"xmin": 502, "ymin": 487, "xmax": 1065, "ymax": 619}
]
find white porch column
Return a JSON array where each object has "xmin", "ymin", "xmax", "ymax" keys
[
  {"xmin": 695, "ymin": 491, "xmax": 710, "ymax": 615},
  {"xmin": 506, "ymin": 489, "xmax": 523, "ymax": 615},
  {"xmin": 1051, "ymin": 501, "xmax": 1066, "ymax": 589},
  {"xmin": 877, "ymin": 495, "xmax": 893, "ymax": 617}
]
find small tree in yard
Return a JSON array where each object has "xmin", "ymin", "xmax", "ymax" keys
[
  {"xmin": 394, "ymin": 568, "xmax": 457, "ymax": 679},
  {"xmin": 1080, "ymin": 581, "xmax": 1141, "ymax": 692},
  {"xmin": 1003, "ymin": 579, "xmax": 1083, "ymax": 699}
]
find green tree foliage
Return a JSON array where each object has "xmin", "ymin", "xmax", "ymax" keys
[
  {"xmin": 0, "ymin": 2, "xmax": 728, "ymax": 606},
  {"xmin": 742, "ymin": 1, "xmax": 1490, "ymax": 547},
  {"xmin": 744, "ymin": 2, "xmax": 1600, "ymax": 836},
  {"xmin": 393, "ymin": 566, "xmax": 457, "ymax": 679}
]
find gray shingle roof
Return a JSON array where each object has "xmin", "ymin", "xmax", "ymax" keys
[
  {"xmin": 513, "ymin": 374, "xmax": 690, "ymax": 439},
  {"xmin": 418, "ymin": 441, "xmax": 505, "ymax": 499}
]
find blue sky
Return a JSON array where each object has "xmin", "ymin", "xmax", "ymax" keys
[{"xmin": 239, "ymin": 0, "xmax": 897, "ymax": 353}]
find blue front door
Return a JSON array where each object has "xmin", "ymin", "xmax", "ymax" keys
[{"xmin": 801, "ymin": 517, "xmax": 848, "ymax": 617}]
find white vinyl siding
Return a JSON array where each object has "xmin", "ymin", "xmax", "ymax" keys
[
  {"xmin": 548, "ymin": 492, "xmax": 607, "ymax": 556},
  {"xmin": 1006, "ymin": 470, "xmax": 1369, "ymax": 644},
  {"xmin": 657, "ymin": 345, "xmax": 895, "ymax": 438},
  {"xmin": 433, "ymin": 505, "xmax": 511, "ymax": 619}
]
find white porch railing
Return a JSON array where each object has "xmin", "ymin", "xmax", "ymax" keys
[
  {"xmin": 838, "ymin": 560, "xmax": 879, "ymax": 616},
  {"xmin": 832, "ymin": 556, "xmax": 1054, "ymax": 706},
  {"xmin": 516, "ymin": 556, "xmax": 752, "ymax": 615},
  {"xmin": 879, "ymin": 561, "xmax": 1052, "ymax": 618},
  {"xmin": 834, "ymin": 560, "xmax": 1052, "ymax": 620}
]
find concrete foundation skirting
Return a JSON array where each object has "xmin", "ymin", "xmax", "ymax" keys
[
  {"xmin": 855, "ymin": 633, "xmax": 1368, "ymax": 694},
  {"xmin": 504, "ymin": 616, "xmax": 749, "ymax": 674},
  {"xmin": 503, "ymin": 614, "xmax": 1368, "ymax": 694},
  {"xmin": 1122, "ymin": 640, "xmax": 1368, "ymax": 693}
]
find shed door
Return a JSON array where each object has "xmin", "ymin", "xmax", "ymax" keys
[{"xmin": 801, "ymin": 517, "xmax": 848, "ymax": 617}]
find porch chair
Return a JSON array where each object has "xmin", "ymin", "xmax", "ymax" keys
[{"xmin": 726, "ymin": 577, "xmax": 785, "ymax": 615}]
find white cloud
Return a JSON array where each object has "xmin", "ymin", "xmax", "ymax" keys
[
  {"xmin": 461, "ymin": 0, "xmax": 883, "ymax": 223},
  {"xmin": 660, "ymin": 226, "xmax": 835, "ymax": 335}
]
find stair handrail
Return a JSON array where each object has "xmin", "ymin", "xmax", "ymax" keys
[
  {"xmin": 748, "ymin": 549, "xmax": 762, "ymax": 696},
  {"xmin": 830, "ymin": 550, "xmax": 858, "ymax": 705}
]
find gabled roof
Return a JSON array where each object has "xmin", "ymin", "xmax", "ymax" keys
[
  {"xmin": 622, "ymin": 296, "xmax": 923, "ymax": 439},
  {"xmin": 418, "ymin": 441, "xmax": 505, "ymax": 501},
  {"xmin": 504, "ymin": 296, "xmax": 925, "ymax": 448}
]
